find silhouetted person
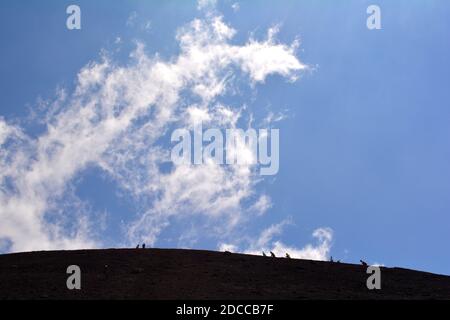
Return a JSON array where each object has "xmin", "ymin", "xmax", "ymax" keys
[
  {"xmin": 262, "ymin": 251, "xmax": 267, "ymax": 257},
  {"xmin": 142, "ymin": 243, "xmax": 146, "ymax": 249},
  {"xmin": 270, "ymin": 251, "xmax": 276, "ymax": 258},
  {"xmin": 136, "ymin": 244, "xmax": 139, "ymax": 249},
  {"xmin": 360, "ymin": 259, "xmax": 368, "ymax": 267},
  {"xmin": 330, "ymin": 256, "xmax": 334, "ymax": 262},
  {"xmin": 285, "ymin": 253, "xmax": 291, "ymax": 259}
]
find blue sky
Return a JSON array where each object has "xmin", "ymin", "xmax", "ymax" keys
[{"xmin": 1, "ymin": 0, "xmax": 450, "ymax": 275}]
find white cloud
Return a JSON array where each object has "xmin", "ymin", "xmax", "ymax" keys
[
  {"xmin": 253, "ymin": 220, "xmax": 291, "ymax": 248},
  {"xmin": 0, "ymin": 9, "xmax": 306, "ymax": 252},
  {"xmin": 248, "ymin": 194, "xmax": 272, "ymax": 216},
  {"xmin": 225, "ymin": 220, "xmax": 334, "ymax": 261},
  {"xmin": 126, "ymin": 11, "xmax": 137, "ymax": 27},
  {"xmin": 231, "ymin": 3, "xmax": 240, "ymax": 12},
  {"xmin": 218, "ymin": 243, "xmax": 238, "ymax": 252},
  {"xmin": 236, "ymin": 28, "xmax": 305, "ymax": 83},
  {"xmin": 262, "ymin": 110, "xmax": 288, "ymax": 126},
  {"xmin": 197, "ymin": 0, "xmax": 217, "ymax": 11},
  {"xmin": 0, "ymin": 119, "xmax": 11, "ymax": 146}
]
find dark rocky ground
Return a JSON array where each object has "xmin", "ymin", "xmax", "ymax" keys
[{"xmin": 0, "ymin": 248, "xmax": 449, "ymax": 300}]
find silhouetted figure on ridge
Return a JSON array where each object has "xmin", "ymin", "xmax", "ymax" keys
[
  {"xmin": 270, "ymin": 251, "xmax": 276, "ymax": 258},
  {"xmin": 262, "ymin": 252, "xmax": 267, "ymax": 257},
  {"xmin": 360, "ymin": 259, "xmax": 368, "ymax": 267},
  {"xmin": 136, "ymin": 244, "xmax": 139, "ymax": 249},
  {"xmin": 142, "ymin": 243, "xmax": 146, "ymax": 249},
  {"xmin": 285, "ymin": 253, "xmax": 291, "ymax": 259}
]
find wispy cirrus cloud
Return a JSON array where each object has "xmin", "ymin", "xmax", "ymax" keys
[{"xmin": 0, "ymin": 1, "xmax": 323, "ymax": 254}]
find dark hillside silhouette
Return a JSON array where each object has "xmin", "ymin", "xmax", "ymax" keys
[{"xmin": 0, "ymin": 249, "xmax": 449, "ymax": 300}]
